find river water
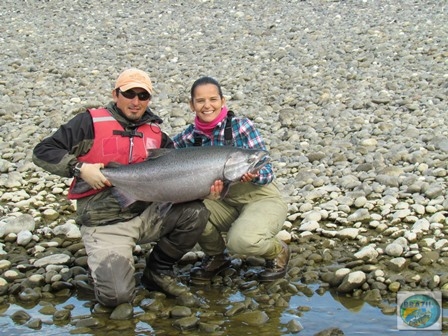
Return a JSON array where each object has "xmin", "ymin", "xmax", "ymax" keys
[{"xmin": 0, "ymin": 284, "xmax": 446, "ymax": 335}]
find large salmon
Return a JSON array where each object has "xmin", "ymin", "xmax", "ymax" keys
[{"xmin": 73, "ymin": 146, "xmax": 270, "ymax": 206}]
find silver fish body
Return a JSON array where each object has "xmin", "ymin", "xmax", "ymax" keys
[{"xmin": 99, "ymin": 146, "xmax": 269, "ymax": 205}]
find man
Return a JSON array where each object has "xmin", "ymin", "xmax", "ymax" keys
[{"xmin": 33, "ymin": 68, "xmax": 211, "ymax": 307}]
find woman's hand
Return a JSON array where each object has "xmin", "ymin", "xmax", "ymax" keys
[
  {"xmin": 80, "ymin": 163, "xmax": 112, "ymax": 190},
  {"xmin": 205, "ymin": 180, "xmax": 224, "ymax": 200},
  {"xmin": 240, "ymin": 172, "xmax": 258, "ymax": 183}
]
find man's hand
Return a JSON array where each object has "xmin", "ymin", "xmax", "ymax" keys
[
  {"xmin": 205, "ymin": 180, "xmax": 224, "ymax": 200},
  {"xmin": 79, "ymin": 163, "xmax": 112, "ymax": 190}
]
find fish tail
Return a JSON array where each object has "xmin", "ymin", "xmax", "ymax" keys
[
  {"xmin": 110, "ymin": 187, "xmax": 138, "ymax": 209},
  {"xmin": 156, "ymin": 202, "xmax": 173, "ymax": 217}
]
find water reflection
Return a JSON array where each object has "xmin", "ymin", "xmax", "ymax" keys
[{"xmin": 330, "ymin": 290, "xmax": 365, "ymax": 312}]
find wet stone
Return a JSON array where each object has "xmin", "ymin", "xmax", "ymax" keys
[
  {"xmin": 24, "ymin": 318, "xmax": 43, "ymax": 329},
  {"xmin": 233, "ymin": 310, "xmax": 270, "ymax": 326},
  {"xmin": 18, "ymin": 288, "xmax": 41, "ymax": 302},
  {"xmin": 39, "ymin": 304, "xmax": 57, "ymax": 315},
  {"xmin": 110, "ymin": 303, "xmax": 133, "ymax": 320},
  {"xmin": 28, "ymin": 274, "xmax": 45, "ymax": 287},
  {"xmin": 74, "ymin": 256, "xmax": 88, "ymax": 268},
  {"xmin": 51, "ymin": 282, "xmax": 74, "ymax": 292},
  {"xmin": 139, "ymin": 298, "xmax": 164, "ymax": 312},
  {"xmin": 53, "ymin": 309, "xmax": 71, "ymax": 322},
  {"xmin": 275, "ymin": 296, "xmax": 290, "ymax": 307},
  {"xmin": 63, "ymin": 304, "xmax": 75, "ymax": 310},
  {"xmin": 170, "ymin": 305, "xmax": 192, "ymax": 318},
  {"xmin": 337, "ymin": 271, "xmax": 367, "ymax": 293},
  {"xmin": 315, "ymin": 327, "xmax": 345, "ymax": 336},
  {"xmin": 175, "ymin": 292, "xmax": 202, "ymax": 307},
  {"xmin": 137, "ymin": 311, "xmax": 157, "ymax": 323},
  {"xmin": 224, "ymin": 302, "xmax": 247, "ymax": 317},
  {"xmin": 362, "ymin": 288, "xmax": 383, "ymax": 302},
  {"xmin": 11, "ymin": 310, "xmax": 31, "ymax": 323},
  {"xmin": 69, "ymin": 327, "xmax": 93, "ymax": 334},
  {"xmin": 92, "ymin": 303, "xmax": 113, "ymax": 314},
  {"xmin": 3, "ymin": 270, "xmax": 26, "ymax": 282},
  {"xmin": 172, "ymin": 315, "xmax": 199, "ymax": 331},
  {"xmin": 286, "ymin": 318, "xmax": 304, "ymax": 333},
  {"xmin": 198, "ymin": 321, "xmax": 221, "ymax": 333},
  {"xmin": 239, "ymin": 280, "xmax": 259, "ymax": 291}
]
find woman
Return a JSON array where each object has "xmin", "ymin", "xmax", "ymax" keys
[{"xmin": 173, "ymin": 76, "xmax": 289, "ymax": 282}]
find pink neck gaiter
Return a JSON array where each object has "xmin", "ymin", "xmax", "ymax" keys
[{"xmin": 194, "ymin": 106, "xmax": 229, "ymax": 137}]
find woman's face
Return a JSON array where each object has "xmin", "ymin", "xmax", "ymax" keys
[{"xmin": 190, "ymin": 83, "xmax": 226, "ymax": 123}]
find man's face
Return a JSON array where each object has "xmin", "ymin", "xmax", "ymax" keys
[{"xmin": 112, "ymin": 87, "xmax": 151, "ymax": 121}]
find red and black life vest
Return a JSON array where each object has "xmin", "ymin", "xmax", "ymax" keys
[{"xmin": 67, "ymin": 108, "xmax": 162, "ymax": 199}]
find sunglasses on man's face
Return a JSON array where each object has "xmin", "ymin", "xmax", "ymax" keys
[{"xmin": 119, "ymin": 89, "xmax": 151, "ymax": 101}]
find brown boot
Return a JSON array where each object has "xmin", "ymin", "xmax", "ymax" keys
[
  {"xmin": 190, "ymin": 253, "xmax": 231, "ymax": 281},
  {"xmin": 258, "ymin": 240, "xmax": 290, "ymax": 282}
]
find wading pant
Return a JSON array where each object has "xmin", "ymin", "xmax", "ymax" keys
[
  {"xmin": 201, "ymin": 182, "xmax": 288, "ymax": 260},
  {"xmin": 80, "ymin": 201, "xmax": 209, "ymax": 307}
]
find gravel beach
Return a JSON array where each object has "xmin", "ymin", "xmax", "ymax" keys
[{"xmin": 0, "ymin": 0, "xmax": 447, "ymax": 334}]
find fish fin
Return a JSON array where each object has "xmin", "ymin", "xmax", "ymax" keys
[
  {"xmin": 220, "ymin": 182, "xmax": 232, "ymax": 199},
  {"xmin": 156, "ymin": 202, "xmax": 173, "ymax": 217},
  {"xmin": 249, "ymin": 156, "xmax": 270, "ymax": 174},
  {"xmin": 110, "ymin": 187, "xmax": 138, "ymax": 208},
  {"xmin": 145, "ymin": 148, "xmax": 174, "ymax": 160},
  {"xmin": 106, "ymin": 161, "xmax": 123, "ymax": 168},
  {"xmin": 71, "ymin": 178, "xmax": 93, "ymax": 194}
]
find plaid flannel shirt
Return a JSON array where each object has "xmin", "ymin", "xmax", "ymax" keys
[{"xmin": 172, "ymin": 116, "xmax": 274, "ymax": 185}]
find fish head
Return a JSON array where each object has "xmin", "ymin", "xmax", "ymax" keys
[{"xmin": 223, "ymin": 149, "xmax": 270, "ymax": 181}]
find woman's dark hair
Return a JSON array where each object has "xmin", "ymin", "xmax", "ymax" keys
[{"xmin": 190, "ymin": 76, "xmax": 223, "ymax": 100}]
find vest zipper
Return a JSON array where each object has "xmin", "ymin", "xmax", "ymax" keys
[{"xmin": 129, "ymin": 137, "xmax": 134, "ymax": 163}]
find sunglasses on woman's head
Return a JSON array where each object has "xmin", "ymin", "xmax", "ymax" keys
[{"xmin": 119, "ymin": 89, "xmax": 151, "ymax": 101}]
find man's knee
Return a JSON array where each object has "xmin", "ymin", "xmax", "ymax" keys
[
  {"xmin": 157, "ymin": 202, "xmax": 209, "ymax": 256},
  {"xmin": 95, "ymin": 285, "xmax": 134, "ymax": 307},
  {"xmin": 89, "ymin": 250, "xmax": 136, "ymax": 307},
  {"xmin": 172, "ymin": 201, "xmax": 209, "ymax": 232},
  {"xmin": 184, "ymin": 201, "xmax": 210, "ymax": 225}
]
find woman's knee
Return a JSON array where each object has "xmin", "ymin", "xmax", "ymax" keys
[
  {"xmin": 227, "ymin": 234, "xmax": 258, "ymax": 255},
  {"xmin": 200, "ymin": 221, "xmax": 218, "ymax": 237}
]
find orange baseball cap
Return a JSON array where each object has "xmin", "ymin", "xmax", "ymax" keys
[{"xmin": 114, "ymin": 68, "xmax": 153, "ymax": 94}]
